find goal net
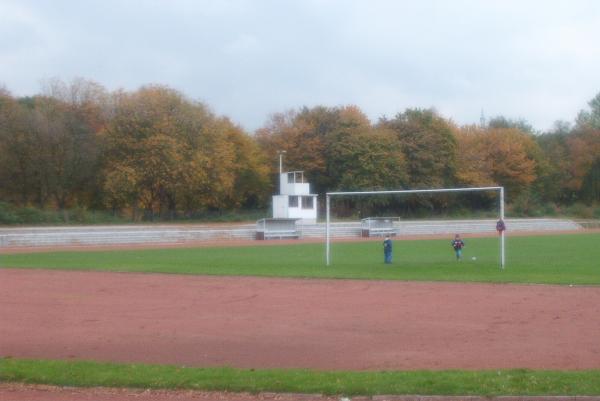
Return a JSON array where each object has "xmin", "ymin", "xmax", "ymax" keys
[{"xmin": 325, "ymin": 187, "xmax": 506, "ymax": 268}]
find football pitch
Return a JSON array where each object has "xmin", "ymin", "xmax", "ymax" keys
[
  {"xmin": 2, "ymin": 232, "xmax": 599, "ymax": 285},
  {"xmin": 2, "ymin": 232, "xmax": 600, "ymax": 398}
]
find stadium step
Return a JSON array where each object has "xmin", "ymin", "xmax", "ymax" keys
[{"xmin": 0, "ymin": 219, "xmax": 583, "ymax": 248}]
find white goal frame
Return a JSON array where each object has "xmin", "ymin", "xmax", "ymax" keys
[{"xmin": 325, "ymin": 186, "xmax": 505, "ymax": 269}]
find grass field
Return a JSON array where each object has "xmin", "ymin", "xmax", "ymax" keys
[
  {"xmin": 2, "ymin": 233, "xmax": 599, "ymax": 285},
  {"xmin": 2, "ymin": 232, "xmax": 600, "ymax": 396},
  {"xmin": 2, "ymin": 358, "xmax": 600, "ymax": 396}
]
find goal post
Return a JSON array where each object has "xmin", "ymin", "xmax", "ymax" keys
[{"xmin": 325, "ymin": 186, "xmax": 505, "ymax": 269}]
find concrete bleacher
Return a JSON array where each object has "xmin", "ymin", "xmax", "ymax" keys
[
  {"xmin": 0, "ymin": 224, "xmax": 256, "ymax": 247},
  {"xmin": 0, "ymin": 218, "xmax": 583, "ymax": 248},
  {"xmin": 296, "ymin": 218, "xmax": 582, "ymax": 238}
]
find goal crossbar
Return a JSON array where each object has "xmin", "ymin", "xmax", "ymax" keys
[{"xmin": 325, "ymin": 186, "xmax": 505, "ymax": 268}]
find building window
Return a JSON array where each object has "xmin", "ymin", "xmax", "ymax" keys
[
  {"xmin": 287, "ymin": 171, "xmax": 305, "ymax": 183},
  {"xmin": 302, "ymin": 196, "xmax": 314, "ymax": 209},
  {"xmin": 289, "ymin": 196, "xmax": 298, "ymax": 207}
]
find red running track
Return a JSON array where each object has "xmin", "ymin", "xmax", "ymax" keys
[{"xmin": 1, "ymin": 268, "xmax": 599, "ymax": 370}]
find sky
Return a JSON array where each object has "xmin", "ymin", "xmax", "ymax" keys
[{"xmin": 2, "ymin": 0, "xmax": 600, "ymax": 133}]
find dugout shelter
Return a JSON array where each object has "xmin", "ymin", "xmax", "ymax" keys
[
  {"xmin": 360, "ymin": 217, "xmax": 400, "ymax": 237},
  {"xmin": 256, "ymin": 218, "xmax": 301, "ymax": 240}
]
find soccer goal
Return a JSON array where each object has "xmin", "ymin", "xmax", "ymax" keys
[{"xmin": 325, "ymin": 186, "xmax": 506, "ymax": 268}]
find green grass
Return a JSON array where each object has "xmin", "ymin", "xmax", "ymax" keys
[
  {"xmin": 2, "ymin": 358, "xmax": 600, "ymax": 396},
  {"xmin": 2, "ymin": 234, "xmax": 599, "ymax": 395},
  {"xmin": 2, "ymin": 233, "xmax": 599, "ymax": 285}
]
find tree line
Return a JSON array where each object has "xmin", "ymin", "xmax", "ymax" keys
[{"xmin": 1, "ymin": 78, "xmax": 599, "ymax": 222}]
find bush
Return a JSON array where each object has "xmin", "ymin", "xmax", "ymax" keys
[
  {"xmin": 565, "ymin": 202, "xmax": 594, "ymax": 219},
  {"xmin": 181, "ymin": 209, "xmax": 268, "ymax": 223},
  {"xmin": 14, "ymin": 207, "xmax": 60, "ymax": 224},
  {"xmin": 541, "ymin": 203, "xmax": 559, "ymax": 216},
  {"xmin": 0, "ymin": 203, "xmax": 267, "ymax": 226},
  {"xmin": 509, "ymin": 191, "xmax": 546, "ymax": 217},
  {"xmin": 0, "ymin": 202, "xmax": 18, "ymax": 224},
  {"xmin": 594, "ymin": 206, "xmax": 600, "ymax": 219},
  {"xmin": 62, "ymin": 207, "xmax": 123, "ymax": 224}
]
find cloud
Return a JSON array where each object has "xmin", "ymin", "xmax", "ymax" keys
[{"xmin": 1, "ymin": 0, "xmax": 600, "ymax": 132}]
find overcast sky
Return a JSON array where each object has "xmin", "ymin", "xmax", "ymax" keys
[{"xmin": 2, "ymin": 0, "xmax": 600, "ymax": 132}]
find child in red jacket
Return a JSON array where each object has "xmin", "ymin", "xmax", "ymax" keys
[{"xmin": 451, "ymin": 234, "xmax": 465, "ymax": 261}]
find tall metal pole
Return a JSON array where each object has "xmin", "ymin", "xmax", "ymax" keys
[
  {"xmin": 500, "ymin": 187, "xmax": 505, "ymax": 269},
  {"xmin": 326, "ymin": 195, "xmax": 331, "ymax": 266},
  {"xmin": 279, "ymin": 153, "xmax": 283, "ymax": 176},
  {"xmin": 278, "ymin": 150, "xmax": 286, "ymax": 195}
]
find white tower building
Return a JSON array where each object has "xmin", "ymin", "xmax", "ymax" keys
[{"xmin": 272, "ymin": 171, "xmax": 318, "ymax": 223}]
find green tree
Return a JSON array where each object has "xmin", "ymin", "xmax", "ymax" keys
[
  {"xmin": 0, "ymin": 89, "xmax": 37, "ymax": 206},
  {"xmin": 37, "ymin": 78, "xmax": 108, "ymax": 214},
  {"xmin": 570, "ymin": 92, "xmax": 600, "ymax": 202},
  {"xmin": 328, "ymin": 128, "xmax": 407, "ymax": 191},
  {"xmin": 379, "ymin": 108, "xmax": 457, "ymax": 189},
  {"xmin": 567, "ymin": 126, "xmax": 600, "ymax": 203},
  {"xmin": 576, "ymin": 92, "xmax": 600, "ymax": 130},
  {"xmin": 535, "ymin": 122, "xmax": 575, "ymax": 203},
  {"xmin": 488, "ymin": 116, "xmax": 536, "ymax": 134}
]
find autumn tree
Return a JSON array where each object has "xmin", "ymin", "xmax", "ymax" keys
[
  {"xmin": 101, "ymin": 85, "xmax": 269, "ymax": 219},
  {"xmin": 488, "ymin": 128, "xmax": 539, "ymax": 198},
  {"xmin": 221, "ymin": 120, "xmax": 270, "ymax": 209},
  {"xmin": 257, "ymin": 105, "xmax": 410, "ymax": 215},
  {"xmin": 456, "ymin": 123, "xmax": 542, "ymax": 213},
  {"xmin": 177, "ymin": 116, "xmax": 268, "ymax": 214},
  {"xmin": 454, "ymin": 125, "xmax": 494, "ymax": 187},
  {"xmin": 257, "ymin": 105, "xmax": 406, "ymax": 191},
  {"xmin": 102, "ymin": 86, "xmax": 201, "ymax": 218},
  {"xmin": 257, "ymin": 106, "xmax": 334, "ymax": 195},
  {"xmin": 5, "ymin": 78, "xmax": 600, "ymax": 221}
]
